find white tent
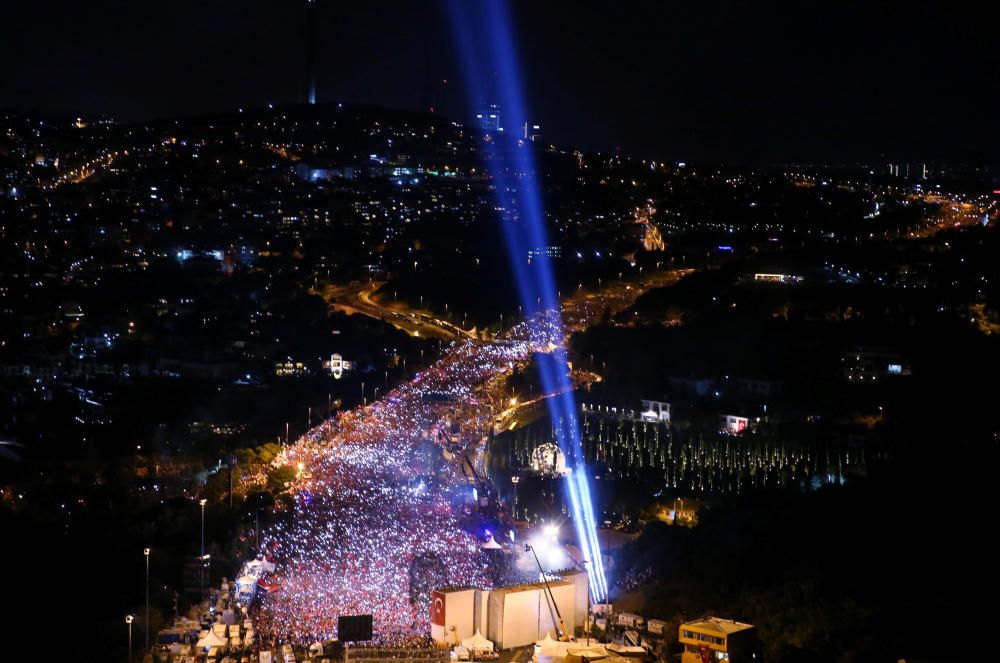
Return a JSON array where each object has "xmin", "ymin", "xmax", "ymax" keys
[
  {"xmin": 536, "ymin": 633, "xmax": 560, "ymax": 656},
  {"xmin": 462, "ymin": 630, "xmax": 495, "ymax": 653},
  {"xmin": 196, "ymin": 627, "xmax": 228, "ymax": 650},
  {"xmin": 481, "ymin": 536, "xmax": 503, "ymax": 550}
]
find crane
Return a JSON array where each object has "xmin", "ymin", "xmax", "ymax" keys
[{"xmin": 525, "ymin": 543, "xmax": 570, "ymax": 641}]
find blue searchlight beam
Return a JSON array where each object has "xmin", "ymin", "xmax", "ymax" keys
[{"xmin": 447, "ymin": 0, "xmax": 608, "ymax": 602}]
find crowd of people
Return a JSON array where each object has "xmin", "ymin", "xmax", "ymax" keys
[
  {"xmin": 253, "ymin": 320, "xmax": 564, "ymax": 646},
  {"xmin": 615, "ymin": 564, "xmax": 654, "ymax": 593}
]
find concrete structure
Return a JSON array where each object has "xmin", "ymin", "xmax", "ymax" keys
[
  {"xmin": 433, "ymin": 571, "xmax": 587, "ymax": 651},
  {"xmin": 474, "ymin": 589, "xmax": 489, "ymax": 637},
  {"xmin": 295, "ymin": 163, "xmax": 356, "ymax": 182},
  {"xmin": 679, "ymin": 617, "xmax": 756, "ymax": 663},
  {"xmin": 646, "ymin": 619, "xmax": 667, "ymax": 635},
  {"xmin": 476, "ymin": 105, "xmax": 502, "ymax": 133},
  {"xmin": 486, "ymin": 580, "xmax": 579, "ymax": 650},
  {"xmin": 719, "ymin": 415, "xmax": 749, "ymax": 435},
  {"xmin": 639, "ymin": 400, "xmax": 670, "ymax": 423},
  {"xmin": 753, "ymin": 273, "xmax": 804, "ymax": 284},
  {"xmin": 841, "ymin": 346, "xmax": 912, "ymax": 382},
  {"xmin": 431, "ymin": 588, "xmax": 478, "ymax": 646}
]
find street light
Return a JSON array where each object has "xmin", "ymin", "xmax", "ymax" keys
[
  {"xmin": 199, "ymin": 499, "xmax": 207, "ymax": 598},
  {"xmin": 511, "ymin": 476, "xmax": 519, "ymax": 519},
  {"xmin": 144, "ymin": 548, "xmax": 150, "ymax": 655},
  {"xmin": 125, "ymin": 614, "xmax": 134, "ymax": 663}
]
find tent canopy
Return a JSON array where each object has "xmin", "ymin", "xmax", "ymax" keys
[
  {"xmin": 462, "ymin": 629, "xmax": 494, "ymax": 652},
  {"xmin": 196, "ymin": 628, "xmax": 228, "ymax": 649},
  {"xmin": 481, "ymin": 536, "xmax": 503, "ymax": 550}
]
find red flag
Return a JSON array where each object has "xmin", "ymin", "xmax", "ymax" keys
[{"xmin": 431, "ymin": 590, "xmax": 445, "ymax": 627}]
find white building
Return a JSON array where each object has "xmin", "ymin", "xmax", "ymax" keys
[
  {"xmin": 719, "ymin": 415, "xmax": 749, "ymax": 435},
  {"xmin": 639, "ymin": 400, "xmax": 670, "ymax": 423}
]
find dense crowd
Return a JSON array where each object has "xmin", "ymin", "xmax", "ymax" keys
[
  {"xmin": 615, "ymin": 564, "xmax": 654, "ymax": 593},
  {"xmin": 253, "ymin": 321, "xmax": 563, "ymax": 646}
]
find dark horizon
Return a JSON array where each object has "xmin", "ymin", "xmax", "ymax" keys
[{"xmin": 2, "ymin": 0, "xmax": 998, "ymax": 164}]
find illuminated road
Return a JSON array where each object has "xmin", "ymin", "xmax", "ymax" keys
[
  {"xmin": 319, "ymin": 281, "xmax": 476, "ymax": 340},
  {"xmin": 320, "ymin": 268, "xmax": 690, "ymax": 344},
  {"xmin": 45, "ymin": 149, "xmax": 128, "ymax": 189}
]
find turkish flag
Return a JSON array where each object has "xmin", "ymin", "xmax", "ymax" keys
[{"xmin": 431, "ymin": 590, "xmax": 445, "ymax": 627}]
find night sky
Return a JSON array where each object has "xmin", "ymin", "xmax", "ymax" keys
[{"xmin": 3, "ymin": 0, "xmax": 997, "ymax": 163}]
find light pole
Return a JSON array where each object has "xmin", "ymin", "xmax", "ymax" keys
[
  {"xmin": 199, "ymin": 498, "xmax": 207, "ymax": 598},
  {"xmin": 511, "ymin": 475, "xmax": 519, "ymax": 519},
  {"xmin": 125, "ymin": 614, "xmax": 134, "ymax": 663},
  {"xmin": 144, "ymin": 548, "xmax": 150, "ymax": 655}
]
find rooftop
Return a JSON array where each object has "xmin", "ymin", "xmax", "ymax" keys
[{"xmin": 682, "ymin": 617, "xmax": 755, "ymax": 635}]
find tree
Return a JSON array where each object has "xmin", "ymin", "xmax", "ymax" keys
[{"xmin": 266, "ymin": 466, "xmax": 296, "ymax": 494}]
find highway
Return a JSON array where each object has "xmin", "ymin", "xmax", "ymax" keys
[
  {"xmin": 319, "ymin": 268, "xmax": 690, "ymax": 344},
  {"xmin": 319, "ymin": 281, "xmax": 477, "ymax": 340}
]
